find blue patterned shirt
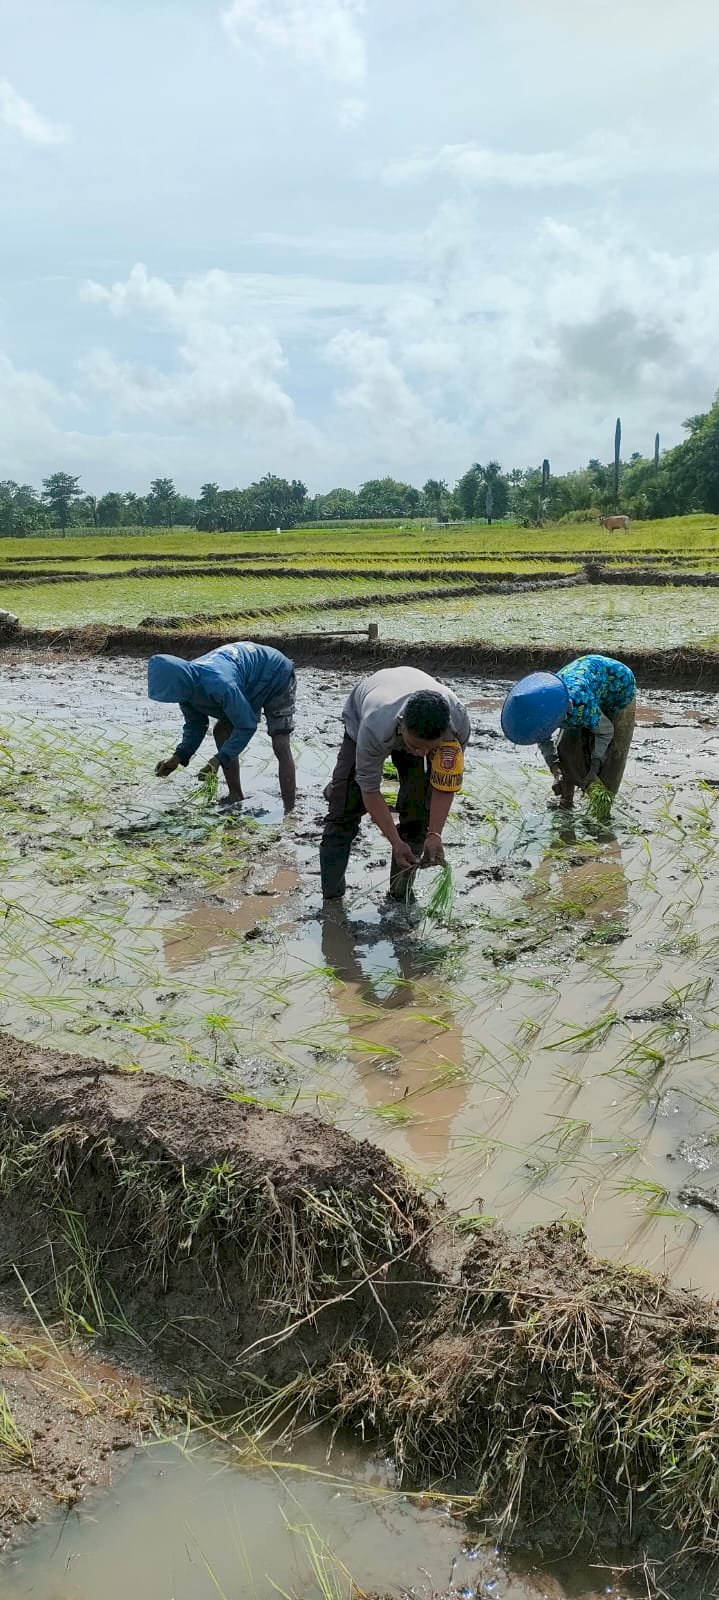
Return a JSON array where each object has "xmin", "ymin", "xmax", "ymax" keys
[
  {"xmin": 559, "ymin": 655, "xmax": 636, "ymax": 732},
  {"xmin": 538, "ymin": 655, "xmax": 635, "ymax": 773}
]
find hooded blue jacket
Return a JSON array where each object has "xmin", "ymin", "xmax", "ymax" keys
[{"xmin": 147, "ymin": 642, "xmax": 294, "ymax": 766}]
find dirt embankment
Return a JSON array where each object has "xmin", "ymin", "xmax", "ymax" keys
[
  {"xmin": 10, "ymin": 626, "xmax": 719, "ymax": 691},
  {"xmin": 0, "ymin": 1312, "xmax": 151, "ymax": 1547},
  {"xmin": 1, "ymin": 1033, "xmax": 719, "ymax": 1587},
  {"xmin": 0, "ymin": 564, "xmax": 581, "ymax": 587}
]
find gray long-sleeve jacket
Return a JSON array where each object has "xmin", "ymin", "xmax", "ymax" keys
[{"xmin": 342, "ymin": 667, "xmax": 471, "ymax": 792}]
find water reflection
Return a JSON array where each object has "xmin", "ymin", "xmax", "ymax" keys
[
  {"xmin": 163, "ymin": 867, "xmax": 299, "ymax": 970},
  {"xmin": 321, "ymin": 906, "xmax": 468, "ymax": 1163}
]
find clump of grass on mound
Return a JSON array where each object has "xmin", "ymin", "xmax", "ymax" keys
[
  {"xmin": 0, "ymin": 1079, "xmax": 430, "ymax": 1348},
  {"xmin": 245, "ymin": 1221, "xmax": 719, "ymax": 1572}
]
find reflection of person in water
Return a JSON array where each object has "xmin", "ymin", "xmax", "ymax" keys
[
  {"xmin": 320, "ymin": 908, "xmax": 468, "ymax": 1164},
  {"xmin": 526, "ymin": 818, "xmax": 629, "ymax": 935}
]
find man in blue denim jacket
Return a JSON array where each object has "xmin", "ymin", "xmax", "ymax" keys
[{"xmin": 148, "ymin": 641, "xmax": 296, "ymax": 809}]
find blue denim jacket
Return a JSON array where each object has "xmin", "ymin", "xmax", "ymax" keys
[{"xmin": 147, "ymin": 642, "xmax": 293, "ymax": 765}]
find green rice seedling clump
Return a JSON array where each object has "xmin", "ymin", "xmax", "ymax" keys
[
  {"xmin": 424, "ymin": 862, "xmax": 454, "ymax": 924},
  {"xmin": 198, "ymin": 766, "xmax": 219, "ymax": 805},
  {"xmin": 586, "ymin": 781, "xmax": 613, "ymax": 823}
]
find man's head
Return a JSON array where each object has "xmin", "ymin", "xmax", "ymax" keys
[
  {"xmin": 400, "ymin": 690, "xmax": 450, "ymax": 756},
  {"xmin": 147, "ymin": 654, "xmax": 198, "ymax": 704}
]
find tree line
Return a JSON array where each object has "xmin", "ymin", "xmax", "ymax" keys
[{"xmin": 4, "ymin": 393, "xmax": 719, "ymax": 535}]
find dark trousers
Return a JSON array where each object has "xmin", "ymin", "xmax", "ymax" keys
[{"xmin": 320, "ymin": 735, "xmax": 429, "ymax": 899}]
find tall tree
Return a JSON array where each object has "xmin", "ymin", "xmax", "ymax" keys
[
  {"xmin": 0, "ymin": 481, "xmax": 46, "ymax": 537},
  {"xmin": 614, "ymin": 417, "xmax": 622, "ymax": 507},
  {"xmin": 481, "ymin": 461, "xmax": 509, "ymax": 522},
  {"xmin": 97, "ymin": 492, "xmax": 125, "ymax": 527},
  {"xmin": 146, "ymin": 478, "xmax": 178, "ymax": 527},
  {"xmin": 422, "ymin": 478, "xmax": 448, "ymax": 519},
  {"xmin": 42, "ymin": 472, "xmax": 81, "ymax": 530},
  {"xmin": 654, "ymin": 433, "xmax": 660, "ymax": 472},
  {"xmin": 456, "ymin": 465, "xmax": 483, "ymax": 519}
]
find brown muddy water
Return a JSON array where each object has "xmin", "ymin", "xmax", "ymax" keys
[
  {"xmin": 0, "ymin": 1429, "xmax": 631, "ymax": 1600},
  {"xmin": 0, "ymin": 652, "xmax": 718, "ymax": 1599}
]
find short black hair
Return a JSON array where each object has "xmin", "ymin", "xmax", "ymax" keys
[{"xmin": 403, "ymin": 690, "xmax": 450, "ymax": 741}]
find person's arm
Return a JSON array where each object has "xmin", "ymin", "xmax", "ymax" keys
[
  {"xmin": 362, "ymin": 790, "xmax": 418, "ymax": 871},
  {"xmin": 156, "ymin": 704, "xmax": 210, "ymax": 776},
  {"xmin": 422, "ymin": 787, "xmax": 456, "ymax": 864},
  {"xmin": 538, "ymin": 735, "xmax": 559, "ymax": 773},
  {"xmin": 356, "ymin": 728, "xmax": 417, "ymax": 870},
  {"xmin": 207, "ymin": 685, "xmax": 258, "ymax": 768},
  {"xmin": 587, "ymin": 713, "xmax": 615, "ymax": 785}
]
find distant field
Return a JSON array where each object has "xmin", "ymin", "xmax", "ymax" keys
[
  {"xmin": 290, "ymin": 584, "xmax": 719, "ymax": 652},
  {"xmin": 3, "ymin": 515, "xmax": 719, "ymax": 647},
  {"xmin": 2, "ymin": 512, "xmax": 719, "ymax": 564}
]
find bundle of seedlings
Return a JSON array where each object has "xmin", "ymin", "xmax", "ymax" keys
[
  {"xmin": 586, "ymin": 780, "xmax": 614, "ymax": 823},
  {"xmin": 423, "ymin": 861, "xmax": 455, "ymax": 924}
]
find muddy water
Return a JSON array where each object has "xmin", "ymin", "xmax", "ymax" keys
[
  {"xmin": 1, "ymin": 658, "xmax": 719, "ymax": 1295},
  {"xmin": 0, "ymin": 1430, "xmax": 635, "ymax": 1600}
]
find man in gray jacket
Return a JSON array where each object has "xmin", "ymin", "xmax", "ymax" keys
[{"xmin": 320, "ymin": 666, "xmax": 470, "ymax": 901}]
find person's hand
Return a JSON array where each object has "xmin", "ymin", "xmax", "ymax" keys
[
  {"xmin": 155, "ymin": 755, "xmax": 179, "ymax": 778},
  {"xmin": 421, "ymin": 831, "xmax": 445, "ymax": 867},
  {"xmin": 197, "ymin": 758, "xmax": 220, "ymax": 781},
  {"xmin": 393, "ymin": 839, "xmax": 418, "ymax": 873}
]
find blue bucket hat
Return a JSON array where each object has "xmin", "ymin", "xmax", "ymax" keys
[{"xmin": 500, "ymin": 671, "xmax": 570, "ymax": 745}]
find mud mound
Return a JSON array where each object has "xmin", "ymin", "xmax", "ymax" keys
[
  {"xmin": 298, "ymin": 1221, "xmax": 719, "ymax": 1572},
  {"xmin": 1, "ymin": 1035, "xmax": 719, "ymax": 1582},
  {"xmin": 11, "ymin": 627, "xmax": 719, "ymax": 691},
  {"xmin": 0, "ymin": 1036, "xmax": 435, "ymax": 1390}
]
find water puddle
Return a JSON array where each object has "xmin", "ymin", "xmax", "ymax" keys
[{"xmin": 0, "ymin": 1431, "xmax": 635, "ymax": 1600}]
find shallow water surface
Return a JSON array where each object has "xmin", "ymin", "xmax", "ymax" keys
[
  {"xmin": 0, "ymin": 1431, "xmax": 635, "ymax": 1600},
  {"xmin": 1, "ymin": 658, "xmax": 719, "ymax": 1299}
]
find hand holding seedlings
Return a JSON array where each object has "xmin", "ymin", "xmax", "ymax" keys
[
  {"xmin": 501, "ymin": 654, "xmax": 636, "ymax": 815},
  {"xmin": 421, "ymin": 830, "xmax": 445, "ymax": 867},
  {"xmin": 147, "ymin": 642, "xmax": 297, "ymax": 810}
]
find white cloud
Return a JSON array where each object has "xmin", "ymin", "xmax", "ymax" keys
[
  {"xmin": 221, "ymin": 0, "xmax": 367, "ymax": 124},
  {"xmin": 81, "ymin": 264, "xmax": 298, "ymax": 432},
  {"xmin": 0, "ymin": 79, "xmax": 70, "ymax": 145},
  {"xmin": 385, "ymin": 130, "xmax": 666, "ymax": 189}
]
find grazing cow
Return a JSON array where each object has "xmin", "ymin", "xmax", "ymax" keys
[{"xmin": 599, "ymin": 514, "xmax": 630, "ymax": 531}]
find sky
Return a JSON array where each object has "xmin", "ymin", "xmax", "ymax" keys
[{"xmin": 2, "ymin": 0, "xmax": 719, "ymax": 495}]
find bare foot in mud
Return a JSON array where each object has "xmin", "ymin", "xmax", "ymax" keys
[{"xmin": 219, "ymin": 792, "xmax": 244, "ymax": 809}]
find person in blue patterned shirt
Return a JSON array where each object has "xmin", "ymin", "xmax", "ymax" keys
[{"xmin": 501, "ymin": 654, "xmax": 636, "ymax": 811}]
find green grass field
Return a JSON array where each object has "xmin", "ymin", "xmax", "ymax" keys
[{"xmin": 2, "ymin": 514, "xmax": 719, "ymax": 644}]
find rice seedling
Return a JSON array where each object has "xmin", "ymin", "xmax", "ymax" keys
[
  {"xmin": 423, "ymin": 862, "xmax": 455, "ymax": 925},
  {"xmin": 544, "ymin": 1010, "xmax": 622, "ymax": 1052},
  {"xmin": 586, "ymin": 781, "xmax": 613, "ymax": 824},
  {"xmin": 197, "ymin": 765, "xmax": 219, "ymax": 805}
]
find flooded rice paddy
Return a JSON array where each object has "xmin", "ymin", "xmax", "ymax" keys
[
  {"xmin": 1, "ymin": 653, "xmax": 718, "ymax": 1600},
  {"xmin": 1, "ymin": 657, "xmax": 719, "ymax": 1293},
  {"xmin": 289, "ymin": 585, "xmax": 719, "ymax": 651}
]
